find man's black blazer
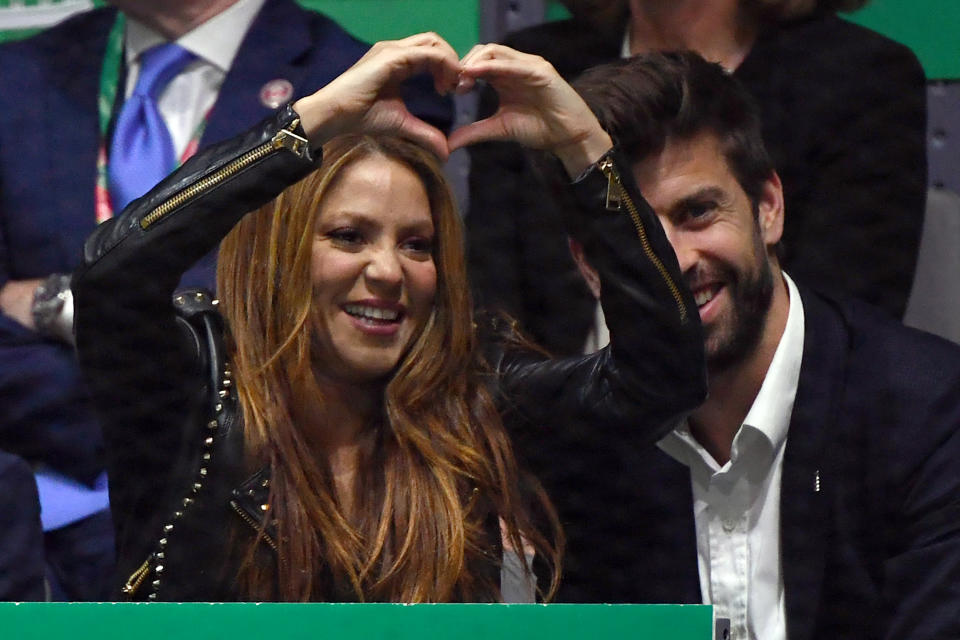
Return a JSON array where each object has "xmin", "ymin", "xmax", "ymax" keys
[{"xmin": 521, "ymin": 287, "xmax": 960, "ymax": 640}]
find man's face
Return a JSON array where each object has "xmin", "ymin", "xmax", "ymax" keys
[{"xmin": 633, "ymin": 134, "xmax": 783, "ymax": 372}]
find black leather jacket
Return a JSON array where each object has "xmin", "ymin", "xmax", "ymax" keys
[{"xmin": 74, "ymin": 106, "xmax": 705, "ymax": 601}]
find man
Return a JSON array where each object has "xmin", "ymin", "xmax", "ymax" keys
[
  {"xmin": 0, "ymin": 0, "xmax": 449, "ymax": 599},
  {"xmin": 534, "ymin": 52, "xmax": 960, "ymax": 639}
]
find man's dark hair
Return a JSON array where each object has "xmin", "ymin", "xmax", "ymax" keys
[{"xmin": 573, "ymin": 51, "xmax": 774, "ymax": 208}]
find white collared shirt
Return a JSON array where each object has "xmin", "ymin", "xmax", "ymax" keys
[
  {"xmin": 658, "ymin": 273, "xmax": 804, "ymax": 640},
  {"xmin": 123, "ymin": 0, "xmax": 266, "ymax": 157}
]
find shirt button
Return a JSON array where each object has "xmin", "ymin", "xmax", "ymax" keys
[{"xmin": 722, "ymin": 519, "xmax": 736, "ymax": 533}]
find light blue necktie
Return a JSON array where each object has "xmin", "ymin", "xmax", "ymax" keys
[{"xmin": 108, "ymin": 42, "xmax": 195, "ymax": 211}]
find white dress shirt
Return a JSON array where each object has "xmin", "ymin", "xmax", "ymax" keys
[
  {"xmin": 658, "ymin": 273, "xmax": 804, "ymax": 640},
  {"xmin": 123, "ymin": 0, "xmax": 266, "ymax": 158}
]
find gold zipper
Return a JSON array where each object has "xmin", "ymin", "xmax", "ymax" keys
[
  {"xmin": 598, "ymin": 156, "xmax": 689, "ymax": 324},
  {"xmin": 121, "ymin": 556, "xmax": 152, "ymax": 597},
  {"xmin": 140, "ymin": 119, "xmax": 308, "ymax": 230},
  {"xmin": 230, "ymin": 499, "xmax": 279, "ymax": 553}
]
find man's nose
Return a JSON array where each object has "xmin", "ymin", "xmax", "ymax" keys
[{"xmin": 659, "ymin": 221, "xmax": 696, "ymax": 274}]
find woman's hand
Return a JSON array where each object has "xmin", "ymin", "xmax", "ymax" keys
[
  {"xmin": 294, "ymin": 33, "xmax": 460, "ymax": 159},
  {"xmin": 448, "ymin": 44, "xmax": 613, "ymax": 177}
]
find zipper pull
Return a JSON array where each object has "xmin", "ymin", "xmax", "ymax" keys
[
  {"xmin": 598, "ymin": 156, "xmax": 622, "ymax": 212},
  {"xmin": 122, "ymin": 555, "xmax": 153, "ymax": 597},
  {"xmin": 272, "ymin": 127, "xmax": 310, "ymax": 159}
]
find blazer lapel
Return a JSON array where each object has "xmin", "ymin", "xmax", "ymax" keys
[
  {"xmin": 781, "ymin": 289, "xmax": 848, "ymax": 640},
  {"xmin": 43, "ymin": 9, "xmax": 118, "ymax": 265}
]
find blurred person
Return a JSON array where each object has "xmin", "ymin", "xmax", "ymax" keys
[
  {"xmin": 560, "ymin": 51, "xmax": 960, "ymax": 639},
  {"xmin": 467, "ymin": 0, "xmax": 926, "ymax": 356},
  {"xmin": 0, "ymin": 450, "xmax": 45, "ymax": 601},
  {"xmin": 0, "ymin": 0, "xmax": 450, "ymax": 600},
  {"xmin": 72, "ymin": 35, "xmax": 705, "ymax": 601}
]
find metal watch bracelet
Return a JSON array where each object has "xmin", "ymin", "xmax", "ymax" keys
[{"xmin": 31, "ymin": 273, "xmax": 75, "ymax": 345}]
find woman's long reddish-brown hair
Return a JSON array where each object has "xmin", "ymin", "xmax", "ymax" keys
[{"xmin": 217, "ymin": 134, "xmax": 560, "ymax": 602}]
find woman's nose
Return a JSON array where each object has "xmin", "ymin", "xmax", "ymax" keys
[{"xmin": 364, "ymin": 246, "xmax": 403, "ymax": 290}]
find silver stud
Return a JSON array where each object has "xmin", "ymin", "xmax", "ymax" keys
[
  {"xmin": 173, "ymin": 511, "xmax": 183, "ymax": 519},
  {"xmin": 148, "ymin": 593, "xmax": 157, "ymax": 600},
  {"xmin": 156, "ymin": 552, "xmax": 165, "ymax": 560},
  {"xmin": 163, "ymin": 524, "xmax": 174, "ymax": 533},
  {"xmin": 262, "ymin": 479, "xmax": 270, "ymax": 488},
  {"xmin": 204, "ymin": 437, "xmax": 214, "ymax": 447},
  {"xmin": 222, "ymin": 379, "xmax": 232, "ymax": 387},
  {"xmin": 247, "ymin": 489, "xmax": 256, "ymax": 497},
  {"xmin": 155, "ymin": 564, "xmax": 164, "ymax": 574},
  {"xmin": 202, "ymin": 453, "xmax": 211, "ymax": 462},
  {"xmin": 193, "ymin": 483, "xmax": 202, "ymax": 492},
  {"xmin": 215, "ymin": 403, "xmax": 223, "ymax": 412},
  {"xmin": 223, "ymin": 368, "xmax": 232, "ymax": 378},
  {"xmin": 207, "ymin": 420, "xmax": 218, "ymax": 430},
  {"xmin": 182, "ymin": 498, "xmax": 193, "ymax": 507},
  {"xmin": 218, "ymin": 389, "xmax": 229, "ymax": 398},
  {"xmin": 260, "ymin": 504, "xmax": 269, "ymax": 512},
  {"xmin": 199, "ymin": 468, "xmax": 208, "ymax": 476},
  {"xmin": 152, "ymin": 580, "xmax": 161, "ymax": 589},
  {"xmin": 158, "ymin": 538, "xmax": 168, "ymax": 547},
  {"xmin": 212, "ymin": 299, "xmax": 220, "ymax": 306},
  {"xmin": 174, "ymin": 295, "xmax": 185, "ymax": 305},
  {"xmin": 194, "ymin": 292, "xmax": 204, "ymax": 301}
]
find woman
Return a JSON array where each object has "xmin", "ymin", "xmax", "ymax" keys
[
  {"xmin": 73, "ymin": 35, "xmax": 704, "ymax": 602},
  {"xmin": 467, "ymin": 0, "xmax": 926, "ymax": 356}
]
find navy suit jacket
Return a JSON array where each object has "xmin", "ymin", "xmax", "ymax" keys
[
  {"xmin": 525, "ymin": 287, "xmax": 960, "ymax": 639},
  {"xmin": 0, "ymin": 450, "xmax": 45, "ymax": 600},
  {"xmin": 0, "ymin": 0, "xmax": 450, "ymax": 483}
]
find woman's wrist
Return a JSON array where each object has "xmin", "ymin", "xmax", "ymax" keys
[{"xmin": 292, "ymin": 91, "xmax": 342, "ymax": 149}]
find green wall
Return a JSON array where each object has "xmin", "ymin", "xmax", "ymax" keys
[
  {"xmin": 844, "ymin": 0, "xmax": 960, "ymax": 79},
  {"xmin": 297, "ymin": 0, "xmax": 478, "ymax": 57}
]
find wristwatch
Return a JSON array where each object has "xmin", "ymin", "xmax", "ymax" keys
[{"xmin": 31, "ymin": 273, "xmax": 75, "ymax": 345}]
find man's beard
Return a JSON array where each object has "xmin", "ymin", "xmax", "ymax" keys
[{"xmin": 693, "ymin": 240, "xmax": 775, "ymax": 374}]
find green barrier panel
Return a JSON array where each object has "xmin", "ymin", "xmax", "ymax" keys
[{"xmin": 0, "ymin": 602, "xmax": 714, "ymax": 639}]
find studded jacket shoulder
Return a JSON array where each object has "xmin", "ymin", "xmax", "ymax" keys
[{"xmin": 73, "ymin": 108, "xmax": 706, "ymax": 601}]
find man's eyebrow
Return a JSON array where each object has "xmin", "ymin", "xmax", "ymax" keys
[{"xmin": 665, "ymin": 186, "xmax": 728, "ymax": 217}]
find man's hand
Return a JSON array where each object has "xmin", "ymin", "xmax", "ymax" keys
[
  {"xmin": 0, "ymin": 278, "xmax": 42, "ymax": 331},
  {"xmin": 449, "ymin": 44, "xmax": 613, "ymax": 177}
]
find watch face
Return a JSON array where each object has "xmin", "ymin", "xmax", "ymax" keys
[{"xmin": 33, "ymin": 275, "xmax": 68, "ymax": 325}]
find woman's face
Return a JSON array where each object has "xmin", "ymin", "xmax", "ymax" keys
[{"xmin": 310, "ymin": 154, "xmax": 437, "ymax": 384}]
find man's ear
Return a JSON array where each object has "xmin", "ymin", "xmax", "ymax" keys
[
  {"xmin": 568, "ymin": 237, "xmax": 601, "ymax": 299},
  {"xmin": 757, "ymin": 171, "xmax": 785, "ymax": 248}
]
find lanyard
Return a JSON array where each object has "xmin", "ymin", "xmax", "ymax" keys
[{"xmin": 94, "ymin": 12, "xmax": 210, "ymax": 223}]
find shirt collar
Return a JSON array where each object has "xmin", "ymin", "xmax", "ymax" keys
[
  {"xmin": 742, "ymin": 272, "xmax": 804, "ymax": 454},
  {"xmin": 620, "ymin": 25, "xmax": 631, "ymax": 58},
  {"xmin": 124, "ymin": 0, "xmax": 266, "ymax": 72}
]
